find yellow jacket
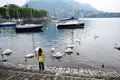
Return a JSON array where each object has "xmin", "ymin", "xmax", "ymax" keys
[{"xmin": 38, "ymin": 53, "xmax": 44, "ymax": 62}]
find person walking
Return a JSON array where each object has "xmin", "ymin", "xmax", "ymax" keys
[{"xmin": 38, "ymin": 48, "xmax": 45, "ymax": 70}]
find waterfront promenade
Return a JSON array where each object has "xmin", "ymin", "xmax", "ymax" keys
[{"xmin": 0, "ymin": 62, "xmax": 120, "ymax": 80}]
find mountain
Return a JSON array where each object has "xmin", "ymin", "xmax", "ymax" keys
[{"xmin": 24, "ymin": 0, "xmax": 103, "ymax": 18}]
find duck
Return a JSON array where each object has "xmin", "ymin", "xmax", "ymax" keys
[
  {"xmin": 114, "ymin": 44, "xmax": 120, "ymax": 50},
  {"xmin": 76, "ymin": 52, "xmax": 80, "ymax": 55},
  {"xmin": 101, "ymin": 64, "xmax": 104, "ymax": 69},
  {"xmin": 52, "ymin": 52, "xmax": 62, "ymax": 58}
]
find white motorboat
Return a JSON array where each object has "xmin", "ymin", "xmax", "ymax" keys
[
  {"xmin": 56, "ymin": 20, "xmax": 84, "ymax": 29},
  {"xmin": 16, "ymin": 24, "xmax": 43, "ymax": 32}
]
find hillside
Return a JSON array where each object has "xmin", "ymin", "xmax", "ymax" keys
[
  {"xmin": 24, "ymin": 0, "xmax": 120, "ymax": 18},
  {"xmin": 24, "ymin": 0, "xmax": 101, "ymax": 17}
]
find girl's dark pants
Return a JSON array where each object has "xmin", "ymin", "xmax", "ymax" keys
[{"xmin": 39, "ymin": 62, "xmax": 44, "ymax": 70}]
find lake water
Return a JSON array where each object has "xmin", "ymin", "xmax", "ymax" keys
[{"xmin": 0, "ymin": 18, "xmax": 120, "ymax": 70}]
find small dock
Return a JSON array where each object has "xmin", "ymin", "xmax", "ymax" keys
[{"xmin": 0, "ymin": 62, "xmax": 120, "ymax": 80}]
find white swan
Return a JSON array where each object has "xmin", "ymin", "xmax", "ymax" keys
[
  {"xmin": 66, "ymin": 44, "xmax": 74, "ymax": 49},
  {"xmin": 76, "ymin": 38, "xmax": 81, "ymax": 42},
  {"xmin": 34, "ymin": 47, "xmax": 40, "ymax": 56},
  {"xmin": 94, "ymin": 34, "xmax": 99, "ymax": 39},
  {"xmin": 1, "ymin": 49, "xmax": 13, "ymax": 61},
  {"xmin": 25, "ymin": 54, "xmax": 34, "ymax": 58},
  {"xmin": 51, "ymin": 47, "xmax": 55, "ymax": 52},
  {"xmin": 2, "ymin": 49, "xmax": 12, "ymax": 55},
  {"xmin": 64, "ymin": 48, "xmax": 73, "ymax": 53},
  {"xmin": 35, "ymin": 47, "xmax": 40, "ymax": 52},
  {"xmin": 24, "ymin": 50, "xmax": 34, "ymax": 61},
  {"xmin": 52, "ymin": 52, "xmax": 62, "ymax": 58}
]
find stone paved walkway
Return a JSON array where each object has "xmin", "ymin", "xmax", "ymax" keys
[{"xmin": 0, "ymin": 62, "xmax": 120, "ymax": 80}]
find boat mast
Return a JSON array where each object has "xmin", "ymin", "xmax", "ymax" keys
[
  {"xmin": 17, "ymin": 9, "xmax": 19, "ymax": 19},
  {"xmin": 5, "ymin": 3, "xmax": 10, "ymax": 21},
  {"xmin": 30, "ymin": 5, "xmax": 33, "ymax": 19},
  {"xmin": 25, "ymin": 4, "xmax": 33, "ymax": 20},
  {"xmin": 28, "ymin": 0, "xmax": 33, "ymax": 19},
  {"xmin": 71, "ymin": 1, "xmax": 74, "ymax": 17}
]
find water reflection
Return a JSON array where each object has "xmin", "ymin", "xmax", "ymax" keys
[{"xmin": 0, "ymin": 18, "xmax": 120, "ymax": 70}]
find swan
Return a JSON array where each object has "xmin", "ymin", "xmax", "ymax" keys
[
  {"xmin": 24, "ymin": 50, "xmax": 34, "ymax": 61},
  {"xmin": 24, "ymin": 53, "xmax": 34, "ymax": 61},
  {"xmin": 51, "ymin": 47, "xmax": 55, "ymax": 53},
  {"xmin": 94, "ymin": 34, "xmax": 99, "ymax": 39},
  {"xmin": 34, "ymin": 47, "xmax": 40, "ymax": 56},
  {"xmin": 1, "ymin": 49, "xmax": 13, "ymax": 61},
  {"xmin": 2, "ymin": 49, "xmax": 12, "ymax": 55},
  {"xmin": 66, "ymin": 44, "xmax": 74, "ymax": 49},
  {"xmin": 52, "ymin": 52, "xmax": 62, "ymax": 58},
  {"xmin": 25, "ymin": 54, "xmax": 34, "ymax": 58},
  {"xmin": 64, "ymin": 48, "xmax": 73, "ymax": 53},
  {"xmin": 76, "ymin": 38, "xmax": 81, "ymax": 42},
  {"xmin": 35, "ymin": 47, "xmax": 40, "ymax": 53}
]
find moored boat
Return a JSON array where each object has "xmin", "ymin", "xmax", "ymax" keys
[
  {"xmin": 15, "ymin": 24, "xmax": 43, "ymax": 33},
  {"xmin": 56, "ymin": 20, "xmax": 84, "ymax": 29},
  {"xmin": 0, "ymin": 22, "xmax": 16, "ymax": 27}
]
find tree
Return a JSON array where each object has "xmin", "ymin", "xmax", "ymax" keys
[{"xmin": 0, "ymin": 4, "xmax": 48, "ymax": 19}]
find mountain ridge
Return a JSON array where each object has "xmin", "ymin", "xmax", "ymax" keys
[
  {"xmin": 24, "ymin": 0, "xmax": 104, "ymax": 18},
  {"xmin": 24, "ymin": 0, "xmax": 99, "ymax": 13}
]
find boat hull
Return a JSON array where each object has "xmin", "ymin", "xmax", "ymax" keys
[
  {"xmin": 0, "ymin": 23, "xmax": 16, "ymax": 27},
  {"xmin": 16, "ymin": 24, "xmax": 43, "ymax": 33},
  {"xmin": 57, "ymin": 23, "xmax": 84, "ymax": 29}
]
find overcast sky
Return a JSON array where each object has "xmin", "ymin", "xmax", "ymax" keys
[
  {"xmin": 0, "ymin": 0, "xmax": 27, "ymax": 6},
  {"xmin": 74, "ymin": 0, "xmax": 120, "ymax": 12},
  {"xmin": 0, "ymin": 0, "xmax": 120, "ymax": 12}
]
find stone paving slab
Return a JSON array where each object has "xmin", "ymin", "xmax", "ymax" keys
[
  {"xmin": 0, "ymin": 68, "xmax": 107, "ymax": 80},
  {"xmin": 0, "ymin": 62, "xmax": 120, "ymax": 80}
]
